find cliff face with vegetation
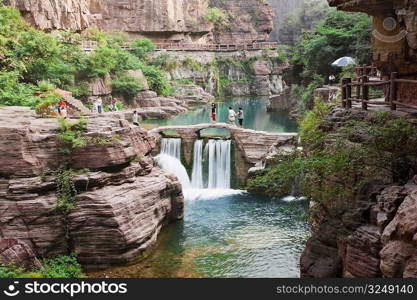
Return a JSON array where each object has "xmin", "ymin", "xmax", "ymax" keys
[
  {"xmin": 0, "ymin": 106, "xmax": 184, "ymax": 270},
  {"xmin": 7, "ymin": 0, "xmax": 275, "ymax": 43},
  {"xmin": 329, "ymin": 0, "xmax": 417, "ymax": 104},
  {"xmin": 209, "ymin": 0, "xmax": 274, "ymax": 44},
  {"xmin": 299, "ymin": 106, "xmax": 417, "ymax": 278}
]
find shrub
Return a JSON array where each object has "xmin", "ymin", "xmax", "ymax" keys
[
  {"xmin": 130, "ymin": 38, "xmax": 156, "ymax": 61},
  {"xmin": 141, "ymin": 65, "xmax": 173, "ymax": 96},
  {"xmin": 41, "ymin": 254, "xmax": 84, "ymax": 278},
  {"xmin": 0, "ymin": 71, "xmax": 37, "ymax": 106},
  {"xmin": 204, "ymin": 8, "xmax": 230, "ymax": 27},
  {"xmin": 57, "ymin": 118, "xmax": 88, "ymax": 154},
  {"xmin": 0, "ymin": 254, "xmax": 84, "ymax": 278},
  {"xmin": 112, "ymin": 72, "xmax": 143, "ymax": 99}
]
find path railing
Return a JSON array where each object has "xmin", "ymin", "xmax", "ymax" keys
[
  {"xmin": 155, "ymin": 42, "xmax": 278, "ymax": 51},
  {"xmin": 81, "ymin": 40, "xmax": 278, "ymax": 52},
  {"xmin": 342, "ymin": 71, "xmax": 417, "ymax": 111}
]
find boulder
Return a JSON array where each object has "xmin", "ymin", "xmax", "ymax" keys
[{"xmin": 0, "ymin": 239, "xmax": 42, "ymax": 271}]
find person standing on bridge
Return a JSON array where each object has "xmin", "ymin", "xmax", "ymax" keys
[
  {"xmin": 237, "ymin": 107, "xmax": 244, "ymax": 127},
  {"xmin": 210, "ymin": 103, "xmax": 217, "ymax": 123},
  {"xmin": 228, "ymin": 107, "xmax": 236, "ymax": 126}
]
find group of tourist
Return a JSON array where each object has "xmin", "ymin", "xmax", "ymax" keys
[
  {"xmin": 210, "ymin": 103, "xmax": 244, "ymax": 127},
  {"xmin": 92, "ymin": 98, "xmax": 120, "ymax": 114}
]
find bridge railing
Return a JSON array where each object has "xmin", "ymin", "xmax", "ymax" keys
[
  {"xmin": 341, "ymin": 71, "xmax": 417, "ymax": 111},
  {"xmin": 81, "ymin": 40, "xmax": 278, "ymax": 52}
]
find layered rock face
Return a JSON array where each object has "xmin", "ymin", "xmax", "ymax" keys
[
  {"xmin": 7, "ymin": 0, "xmax": 212, "ymax": 41},
  {"xmin": 211, "ymin": 0, "xmax": 274, "ymax": 44},
  {"xmin": 328, "ymin": 0, "xmax": 417, "ymax": 104},
  {"xmin": 7, "ymin": 0, "xmax": 91, "ymax": 31},
  {"xmin": 0, "ymin": 106, "xmax": 184, "ymax": 269},
  {"xmin": 8, "ymin": 0, "xmax": 275, "ymax": 43},
  {"xmin": 300, "ymin": 107, "xmax": 417, "ymax": 278},
  {"xmin": 89, "ymin": 0, "xmax": 212, "ymax": 42}
]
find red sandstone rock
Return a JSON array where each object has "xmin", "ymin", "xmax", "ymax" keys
[
  {"xmin": 0, "ymin": 106, "xmax": 184, "ymax": 269},
  {"xmin": 380, "ymin": 240, "xmax": 415, "ymax": 278},
  {"xmin": 345, "ymin": 226, "xmax": 382, "ymax": 277},
  {"xmin": 0, "ymin": 239, "xmax": 42, "ymax": 270}
]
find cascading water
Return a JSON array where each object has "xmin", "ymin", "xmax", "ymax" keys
[
  {"xmin": 191, "ymin": 140, "xmax": 204, "ymax": 189},
  {"xmin": 155, "ymin": 154, "xmax": 191, "ymax": 188},
  {"xmin": 156, "ymin": 137, "xmax": 239, "ymax": 200},
  {"xmin": 160, "ymin": 138, "xmax": 181, "ymax": 160},
  {"xmin": 205, "ymin": 139, "xmax": 231, "ymax": 189},
  {"xmin": 156, "ymin": 138, "xmax": 190, "ymax": 188}
]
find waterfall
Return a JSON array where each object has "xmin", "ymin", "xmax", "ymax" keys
[
  {"xmin": 191, "ymin": 140, "xmax": 204, "ymax": 189},
  {"xmin": 205, "ymin": 139, "xmax": 231, "ymax": 189},
  {"xmin": 157, "ymin": 137, "xmax": 236, "ymax": 201},
  {"xmin": 160, "ymin": 138, "xmax": 181, "ymax": 160},
  {"xmin": 155, "ymin": 154, "xmax": 191, "ymax": 188}
]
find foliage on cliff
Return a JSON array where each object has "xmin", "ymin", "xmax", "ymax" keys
[
  {"xmin": 0, "ymin": 5, "xmax": 173, "ymax": 107},
  {"xmin": 248, "ymin": 100, "xmax": 417, "ymax": 216},
  {"xmin": 291, "ymin": 9, "xmax": 372, "ymax": 84}
]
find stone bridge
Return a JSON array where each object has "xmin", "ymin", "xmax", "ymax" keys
[{"xmin": 150, "ymin": 123, "xmax": 298, "ymax": 185}]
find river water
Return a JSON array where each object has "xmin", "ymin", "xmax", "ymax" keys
[
  {"xmin": 143, "ymin": 96, "xmax": 298, "ymax": 133},
  {"xmin": 90, "ymin": 97, "xmax": 309, "ymax": 278}
]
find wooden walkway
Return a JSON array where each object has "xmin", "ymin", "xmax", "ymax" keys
[
  {"xmin": 81, "ymin": 40, "xmax": 278, "ymax": 52},
  {"xmin": 342, "ymin": 65, "xmax": 417, "ymax": 111}
]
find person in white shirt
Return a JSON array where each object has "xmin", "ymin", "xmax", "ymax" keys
[
  {"xmin": 97, "ymin": 98, "xmax": 103, "ymax": 114},
  {"xmin": 228, "ymin": 107, "xmax": 236, "ymax": 125},
  {"xmin": 132, "ymin": 111, "xmax": 139, "ymax": 126}
]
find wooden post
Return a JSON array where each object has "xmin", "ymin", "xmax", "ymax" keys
[
  {"xmin": 342, "ymin": 78, "xmax": 347, "ymax": 108},
  {"xmin": 362, "ymin": 75, "xmax": 368, "ymax": 110},
  {"xmin": 346, "ymin": 78, "xmax": 352, "ymax": 109},
  {"xmin": 389, "ymin": 72, "xmax": 398, "ymax": 110},
  {"xmin": 356, "ymin": 75, "xmax": 361, "ymax": 101}
]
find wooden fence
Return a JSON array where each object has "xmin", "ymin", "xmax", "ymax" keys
[
  {"xmin": 342, "ymin": 71, "xmax": 417, "ymax": 111},
  {"xmin": 81, "ymin": 40, "xmax": 278, "ymax": 52}
]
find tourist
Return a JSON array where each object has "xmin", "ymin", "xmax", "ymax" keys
[
  {"xmin": 228, "ymin": 107, "xmax": 236, "ymax": 125},
  {"xmin": 329, "ymin": 75, "xmax": 336, "ymax": 85},
  {"xmin": 59, "ymin": 100, "xmax": 67, "ymax": 118},
  {"xmin": 210, "ymin": 103, "xmax": 217, "ymax": 123},
  {"xmin": 97, "ymin": 98, "xmax": 103, "ymax": 114},
  {"xmin": 132, "ymin": 111, "xmax": 140, "ymax": 126},
  {"xmin": 237, "ymin": 107, "xmax": 244, "ymax": 127},
  {"xmin": 60, "ymin": 105, "xmax": 68, "ymax": 119},
  {"xmin": 111, "ymin": 97, "xmax": 118, "ymax": 112}
]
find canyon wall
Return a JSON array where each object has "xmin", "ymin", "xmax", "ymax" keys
[
  {"xmin": 156, "ymin": 50, "xmax": 288, "ymax": 97},
  {"xmin": 266, "ymin": 0, "xmax": 304, "ymax": 42},
  {"xmin": 7, "ymin": 0, "xmax": 275, "ymax": 43},
  {"xmin": 300, "ymin": 107, "xmax": 417, "ymax": 278},
  {"xmin": 209, "ymin": 0, "xmax": 274, "ymax": 44},
  {"xmin": 328, "ymin": 0, "xmax": 417, "ymax": 104},
  {"xmin": 0, "ymin": 106, "xmax": 184, "ymax": 269}
]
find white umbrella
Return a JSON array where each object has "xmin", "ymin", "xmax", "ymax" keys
[{"xmin": 331, "ymin": 56, "xmax": 356, "ymax": 67}]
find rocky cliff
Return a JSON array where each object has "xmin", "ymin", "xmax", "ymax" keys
[
  {"xmin": 300, "ymin": 107, "xmax": 417, "ymax": 278},
  {"xmin": 6, "ymin": 0, "xmax": 211, "ymax": 41},
  {"xmin": 210, "ymin": 0, "xmax": 274, "ymax": 44},
  {"xmin": 7, "ymin": 0, "xmax": 275, "ymax": 43},
  {"xmin": 328, "ymin": 0, "xmax": 417, "ymax": 104},
  {"xmin": 0, "ymin": 106, "xmax": 184, "ymax": 269}
]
